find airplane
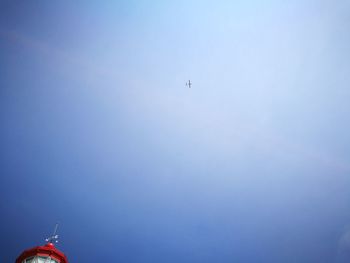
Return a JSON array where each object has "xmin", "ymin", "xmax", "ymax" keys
[{"xmin": 186, "ymin": 80, "xmax": 192, "ymax": 88}]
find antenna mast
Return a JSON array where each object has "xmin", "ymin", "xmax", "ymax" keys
[{"xmin": 45, "ymin": 223, "xmax": 59, "ymax": 244}]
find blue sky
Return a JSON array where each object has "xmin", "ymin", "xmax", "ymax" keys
[{"xmin": 1, "ymin": 1, "xmax": 350, "ymax": 262}]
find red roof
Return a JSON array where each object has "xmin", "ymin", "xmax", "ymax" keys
[{"xmin": 16, "ymin": 243, "xmax": 68, "ymax": 263}]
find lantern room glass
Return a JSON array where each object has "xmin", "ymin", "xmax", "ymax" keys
[{"xmin": 23, "ymin": 256, "xmax": 59, "ymax": 263}]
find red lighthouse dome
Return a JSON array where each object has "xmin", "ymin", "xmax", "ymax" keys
[
  {"xmin": 15, "ymin": 243, "xmax": 68, "ymax": 263},
  {"xmin": 15, "ymin": 224, "xmax": 68, "ymax": 263}
]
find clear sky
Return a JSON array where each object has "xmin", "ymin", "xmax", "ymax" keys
[{"xmin": 1, "ymin": 1, "xmax": 350, "ymax": 262}]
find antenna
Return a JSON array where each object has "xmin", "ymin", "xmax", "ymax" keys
[{"xmin": 45, "ymin": 223, "xmax": 59, "ymax": 244}]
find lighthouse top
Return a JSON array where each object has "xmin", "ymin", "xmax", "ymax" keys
[
  {"xmin": 15, "ymin": 242, "xmax": 68, "ymax": 263},
  {"xmin": 16, "ymin": 224, "xmax": 68, "ymax": 263}
]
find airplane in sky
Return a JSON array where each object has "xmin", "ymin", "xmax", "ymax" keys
[{"xmin": 186, "ymin": 80, "xmax": 192, "ymax": 88}]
